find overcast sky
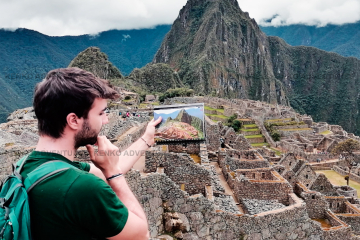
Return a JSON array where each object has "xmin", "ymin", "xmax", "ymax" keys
[{"xmin": 0, "ymin": 0, "xmax": 359, "ymax": 36}]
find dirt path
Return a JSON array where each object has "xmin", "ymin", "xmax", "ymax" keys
[
  {"xmin": 116, "ymin": 126, "xmax": 139, "ymax": 142},
  {"xmin": 309, "ymin": 159, "xmax": 339, "ymax": 165},
  {"xmin": 210, "ymin": 162, "xmax": 244, "ymax": 213}
]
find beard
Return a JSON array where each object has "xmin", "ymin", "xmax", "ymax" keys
[{"xmin": 74, "ymin": 120, "xmax": 99, "ymax": 149}]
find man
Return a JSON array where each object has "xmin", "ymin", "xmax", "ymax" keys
[{"xmin": 21, "ymin": 68, "xmax": 161, "ymax": 239}]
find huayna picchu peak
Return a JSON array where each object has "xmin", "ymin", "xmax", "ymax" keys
[{"xmin": 153, "ymin": 0, "xmax": 360, "ymax": 135}]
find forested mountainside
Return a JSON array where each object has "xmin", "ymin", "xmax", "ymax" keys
[
  {"xmin": 0, "ymin": 25, "xmax": 171, "ymax": 122},
  {"xmin": 261, "ymin": 22, "xmax": 360, "ymax": 60}
]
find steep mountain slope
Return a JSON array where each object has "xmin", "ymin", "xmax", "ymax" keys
[
  {"xmin": 269, "ymin": 37, "xmax": 360, "ymax": 133},
  {"xmin": 153, "ymin": 0, "xmax": 288, "ymax": 104},
  {"xmin": 261, "ymin": 22, "xmax": 360, "ymax": 60},
  {"xmin": 153, "ymin": 0, "xmax": 360, "ymax": 135}
]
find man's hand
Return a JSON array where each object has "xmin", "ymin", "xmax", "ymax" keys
[
  {"xmin": 141, "ymin": 117, "xmax": 162, "ymax": 146},
  {"xmin": 86, "ymin": 136, "xmax": 122, "ymax": 177}
]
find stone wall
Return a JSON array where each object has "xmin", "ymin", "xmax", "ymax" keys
[
  {"xmin": 334, "ymin": 166, "xmax": 360, "ymax": 184},
  {"xmin": 144, "ymin": 152, "xmax": 212, "ymax": 195},
  {"xmin": 168, "ymin": 143, "xmax": 200, "ymax": 154},
  {"xmin": 310, "ymin": 173, "xmax": 339, "ymax": 196},
  {"xmin": 204, "ymin": 115, "xmax": 220, "ymax": 152},
  {"xmin": 338, "ymin": 214, "xmax": 360, "ymax": 235},
  {"xmin": 230, "ymin": 171, "xmax": 293, "ymax": 205},
  {"xmin": 299, "ymin": 189, "xmax": 329, "ymax": 219},
  {"xmin": 127, "ymin": 169, "xmax": 324, "ymax": 239},
  {"xmin": 335, "ymin": 186, "xmax": 358, "ymax": 198},
  {"xmin": 225, "ymin": 156, "xmax": 270, "ymax": 170},
  {"xmin": 0, "ymin": 146, "xmax": 34, "ymax": 180}
]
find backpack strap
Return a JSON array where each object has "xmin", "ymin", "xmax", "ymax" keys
[{"xmin": 24, "ymin": 160, "xmax": 76, "ymax": 193}]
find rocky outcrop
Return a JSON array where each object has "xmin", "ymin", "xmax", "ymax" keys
[
  {"xmin": 126, "ymin": 63, "xmax": 184, "ymax": 93},
  {"xmin": 68, "ymin": 47, "xmax": 123, "ymax": 80}
]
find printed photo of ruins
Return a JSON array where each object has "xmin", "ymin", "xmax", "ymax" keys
[{"xmin": 154, "ymin": 104, "xmax": 205, "ymax": 143}]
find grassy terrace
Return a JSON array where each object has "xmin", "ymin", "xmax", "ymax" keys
[
  {"xmin": 240, "ymin": 128, "xmax": 259, "ymax": 132},
  {"xmin": 315, "ymin": 170, "xmax": 360, "ymax": 198},
  {"xmin": 265, "ymin": 118, "xmax": 292, "ymax": 122},
  {"xmin": 245, "ymin": 134, "xmax": 263, "ymax": 139},
  {"xmin": 204, "ymin": 106, "xmax": 224, "ymax": 113},
  {"xmin": 251, "ymin": 143, "xmax": 270, "ymax": 147},
  {"xmin": 270, "ymin": 148, "xmax": 283, "ymax": 156},
  {"xmin": 205, "ymin": 113, "xmax": 228, "ymax": 119},
  {"xmin": 281, "ymin": 128, "xmax": 312, "ymax": 131},
  {"xmin": 243, "ymin": 124, "xmax": 257, "ymax": 128},
  {"xmin": 320, "ymin": 130, "xmax": 332, "ymax": 135}
]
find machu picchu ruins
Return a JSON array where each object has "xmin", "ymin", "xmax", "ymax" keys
[{"xmin": 2, "ymin": 95, "xmax": 360, "ymax": 240}]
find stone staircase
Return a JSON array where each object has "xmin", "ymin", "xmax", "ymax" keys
[{"xmin": 240, "ymin": 120, "xmax": 268, "ymax": 148}]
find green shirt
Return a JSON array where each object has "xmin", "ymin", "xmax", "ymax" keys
[{"xmin": 20, "ymin": 151, "xmax": 128, "ymax": 240}]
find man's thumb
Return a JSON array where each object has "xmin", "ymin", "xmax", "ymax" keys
[{"xmin": 86, "ymin": 144, "xmax": 95, "ymax": 160}]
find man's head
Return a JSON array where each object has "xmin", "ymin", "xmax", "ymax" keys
[{"xmin": 34, "ymin": 68, "xmax": 120, "ymax": 140}]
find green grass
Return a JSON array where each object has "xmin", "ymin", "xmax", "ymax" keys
[
  {"xmin": 245, "ymin": 134, "xmax": 263, "ymax": 139},
  {"xmin": 243, "ymin": 124, "xmax": 257, "ymax": 128},
  {"xmin": 251, "ymin": 143, "xmax": 270, "ymax": 147},
  {"xmin": 281, "ymin": 128, "xmax": 312, "ymax": 131},
  {"xmin": 320, "ymin": 130, "xmax": 332, "ymax": 135},
  {"xmin": 265, "ymin": 118, "xmax": 292, "ymax": 122},
  {"xmin": 315, "ymin": 170, "xmax": 360, "ymax": 198},
  {"xmin": 270, "ymin": 148, "xmax": 283, "ymax": 156},
  {"xmin": 205, "ymin": 105, "xmax": 224, "ymax": 113},
  {"xmin": 241, "ymin": 128, "xmax": 259, "ymax": 132},
  {"xmin": 205, "ymin": 113, "xmax": 228, "ymax": 119}
]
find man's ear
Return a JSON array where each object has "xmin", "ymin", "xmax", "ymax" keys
[{"xmin": 66, "ymin": 113, "xmax": 82, "ymax": 130}]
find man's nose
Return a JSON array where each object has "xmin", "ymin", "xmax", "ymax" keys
[{"xmin": 103, "ymin": 114, "xmax": 109, "ymax": 124}]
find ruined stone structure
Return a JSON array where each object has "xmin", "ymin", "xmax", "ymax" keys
[{"xmin": 2, "ymin": 97, "xmax": 360, "ymax": 239}]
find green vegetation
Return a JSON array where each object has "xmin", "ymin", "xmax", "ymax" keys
[
  {"xmin": 245, "ymin": 135, "xmax": 263, "ymax": 139},
  {"xmin": 320, "ymin": 130, "xmax": 332, "ymax": 135},
  {"xmin": 205, "ymin": 114, "xmax": 228, "ymax": 119},
  {"xmin": 225, "ymin": 114, "xmax": 242, "ymax": 132},
  {"xmin": 204, "ymin": 106, "xmax": 225, "ymax": 114},
  {"xmin": 270, "ymin": 148, "xmax": 282, "ymax": 156},
  {"xmin": 271, "ymin": 132, "xmax": 281, "ymax": 141},
  {"xmin": 158, "ymin": 88, "xmax": 194, "ymax": 102},
  {"xmin": 281, "ymin": 128, "xmax": 312, "ymax": 131},
  {"xmin": 261, "ymin": 22, "xmax": 360, "ymax": 60},
  {"xmin": 243, "ymin": 124, "xmax": 257, "ymax": 128},
  {"xmin": 331, "ymin": 139, "xmax": 360, "ymax": 185},
  {"xmin": 315, "ymin": 170, "xmax": 360, "ymax": 197},
  {"xmin": 240, "ymin": 128, "xmax": 259, "ymax": 132},
  {"xmin": 0, "ymin": 25, "xmax": 172, "ymax": 122},
  {"xmin": 251, "ymin": 143, "xmax": 270, "ymax": 147}
]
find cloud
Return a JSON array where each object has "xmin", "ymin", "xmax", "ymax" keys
[
  {"xmin": 0, "ymin": 0, "xmax": 359, "ymax": 36},
  {"xmin": 237, "ymin": 0, "xmax": 360, "ymax": 27},
  {"xmin": 0, "ymin": 0, "xmax": 188, "ymax": 36}
]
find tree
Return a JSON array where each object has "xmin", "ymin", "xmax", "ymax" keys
[
  {"xmin": 331, "ymin": 139, "xmax": 360, "ymax": 185},
  {"xmin": 271, "ymin": 132, "xmax": 281, "ymax": 141}
]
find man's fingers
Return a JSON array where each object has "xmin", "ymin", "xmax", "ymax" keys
[
  {"xmin": 152, "ymin": 116, "xmax": 162, "ymax": 126},
  {"xmin": 86, "ymin": 144, "xmax": 95, "ymax": 160}
]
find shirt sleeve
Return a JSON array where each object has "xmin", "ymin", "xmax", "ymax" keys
[
  {"xmin": 76, "ymin": 161, "xmax": 91, "ymax": 172},
  {"xmin": 63, "ymin": 172, "xmax": 129, "ymax": 238}
]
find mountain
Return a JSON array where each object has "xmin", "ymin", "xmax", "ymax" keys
[
  {"xmin": 68, "ymin": 47, "xmax": 123, "ymax": 79},
  {"xmin": 153, "ymin": 0, "xmax": 287, "ymax": 104},
  {"xmin": 0, "ymin": 25, "xmax": 171, "ymax": 122},
  {"xmin": 260, "ymin": 22, "xmax": 360, "ymax": 60},
  {"xmin": 153, "ymin": 0, "xmax": 360, "ymax": 135},
  {"xmin": 174, "ymin": 109, "xmax": 204, "ymax": 132}
]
